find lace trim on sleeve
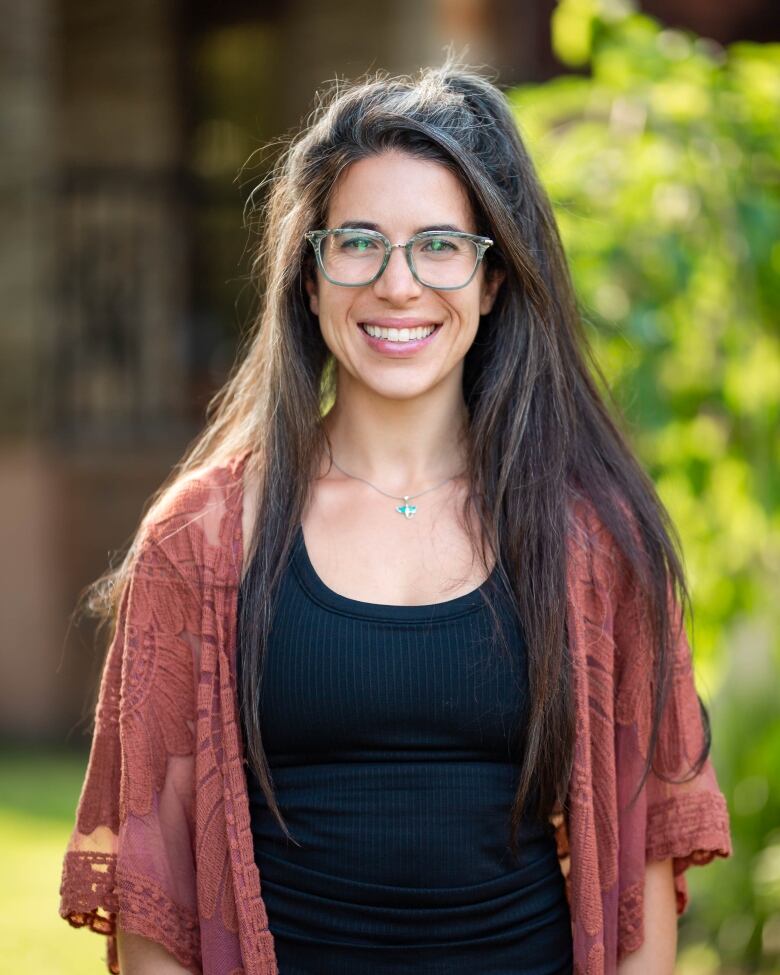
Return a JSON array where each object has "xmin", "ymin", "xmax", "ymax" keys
[
  {"xmin": 60, "ymin": 849, "xmax": 203, "ymax": 975},
  {"xmin": 646, "ymin": 789, "xmax": 732, "ymax": 868}
]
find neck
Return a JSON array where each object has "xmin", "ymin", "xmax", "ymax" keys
[{"xmin": 320, "ymin": 371, "xmax": 470, "ymax": 495}]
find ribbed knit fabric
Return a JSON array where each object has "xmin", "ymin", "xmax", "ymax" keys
[{"xmin": 237, "ymin": 524, "xmax": 573, "ymax": 974}]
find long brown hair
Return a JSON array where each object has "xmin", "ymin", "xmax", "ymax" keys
[{"xmin": 80, "ymin": 57, "xmax": 710, "ymax": 856}]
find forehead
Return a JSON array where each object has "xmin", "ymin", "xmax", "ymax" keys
[{"xmin": 326, "ymin": 150, "xmax": 476, "ymax": 233}]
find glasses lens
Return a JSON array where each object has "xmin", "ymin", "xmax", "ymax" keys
[
  {"xmin": 320, "ymin": 231, "xmax": 385, "ymax": 285},
  {"xmin": 411, "ymin": 234, "xmax": 479, "ymax": 288}
]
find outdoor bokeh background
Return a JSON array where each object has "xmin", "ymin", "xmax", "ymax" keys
[{"xmin": 1, "ymin": 0, "xmax": 778, "ymax": 971}]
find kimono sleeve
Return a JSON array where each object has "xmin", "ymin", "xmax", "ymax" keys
[
  {"xmin": 613, "ymin": 542, "xmax": 732, "ymax": 921},
  {"xmin": 58, "ymin": 527, "xmax": 202, "ymax": 975}
]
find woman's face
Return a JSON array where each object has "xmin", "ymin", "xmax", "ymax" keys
[{"xmin": 304, "ymin": 150, "xmax": 504, "ymax": 403}]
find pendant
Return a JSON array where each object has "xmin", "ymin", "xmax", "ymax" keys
[{"xmin": 395, "ymin": 496, "xmax": 417, "ymax": 519}]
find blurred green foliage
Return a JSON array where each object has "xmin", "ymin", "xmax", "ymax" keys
[{"xmin": 509, "ymin": 1, "xmax": 780, "ymax": 970}]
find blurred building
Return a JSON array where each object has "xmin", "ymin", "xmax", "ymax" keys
[{"xmin": 0, "ymin": 0, "xmax": 776, "ymax": 743}]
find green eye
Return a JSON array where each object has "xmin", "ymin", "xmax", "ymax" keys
[
  {"xmin": 422, "ymin": 237, "xmax": 457, "ymax": 253},
  {"xmin": 419, "ymin": 237, "xmax": 461, "ymax": 257},
  {"xmin": 341, "ymin": 236, "xmax": 376, "ymax": 251}
]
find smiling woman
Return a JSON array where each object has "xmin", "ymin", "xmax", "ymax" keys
[{"xmin": 58, "ymin": 56, "xmax": 731, "ymax": 975}]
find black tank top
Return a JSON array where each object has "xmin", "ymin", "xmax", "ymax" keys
[{"xmin": 237, "ymin": 525, "xmax": 573, "ymax": 974}]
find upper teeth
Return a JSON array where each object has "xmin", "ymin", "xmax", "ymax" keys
[{"xmin": 362, "ymin": 324, "xmax": 436, "ymax": 342}]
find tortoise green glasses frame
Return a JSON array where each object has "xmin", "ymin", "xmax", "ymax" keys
[{"xmin": 304, "ymin": 227, "xmax": 494, "ymax": 290}]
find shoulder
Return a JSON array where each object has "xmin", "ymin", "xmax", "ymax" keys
[
  {"xmin": 566, "ymin": 490, "xmax": 627, "ymax": 565},
  {"xmin": 138, "ymin": 448, "xmax": 253, "ymax": 584},
  {"xmin": 565, "ymin": 489, "xmax": 645, "ymax": 611}
]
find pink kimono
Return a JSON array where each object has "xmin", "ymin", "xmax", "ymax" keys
[{"xmin": 58, "ymin": 449, "xmax": 732, "ymax": 973}]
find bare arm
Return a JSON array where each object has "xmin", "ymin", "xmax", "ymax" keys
[
  {"xmin": 116, "ymin": 922, "xmax": 193, "ymax": 975},
  {"xmin": 617, "ymin": 858, "xmax": 678, "ymax": 974}
]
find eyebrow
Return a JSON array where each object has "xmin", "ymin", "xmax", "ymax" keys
[{"xmin": 334, "ymin": 220, "xmax": 467, "ymax": 234}]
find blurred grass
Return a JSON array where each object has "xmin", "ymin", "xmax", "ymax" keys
[{"xmin": 0, "ymin": 745, "xmax": 109, "ymax": 973}]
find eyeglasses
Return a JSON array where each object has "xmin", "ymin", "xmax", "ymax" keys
[{"xmin": 304, "ymin": 228, "xmax": 494, "ymax": 290}]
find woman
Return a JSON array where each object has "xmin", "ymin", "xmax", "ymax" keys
[{"xmin": 58, "ymin": 61, "xmax": 732, "ymax": 974}]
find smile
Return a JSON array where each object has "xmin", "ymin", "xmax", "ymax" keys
[{"xmin": 359, "ymin": 323, "xmax": 438, "ymax": 343}]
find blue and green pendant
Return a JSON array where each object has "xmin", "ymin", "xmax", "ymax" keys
[{"xmin": 395, "ymin": 496, "xmax": 417, "ymax": 518}]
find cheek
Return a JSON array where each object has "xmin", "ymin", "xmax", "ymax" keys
[
  {"xmin": 451, "ymin": 291, "xmax": 483, "ymax": 333},
  {"xmin": 318, "ymin": 290, "xmax": 356, "ymax": 336}
]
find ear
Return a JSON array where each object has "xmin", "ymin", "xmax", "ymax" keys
[
  {"xmin": 479, "ymin": 266, "xmax": 505, "ymax": 316},
  {"xmin": 304, "ymin": 272, "xmax": 320, "ymax": 316}
]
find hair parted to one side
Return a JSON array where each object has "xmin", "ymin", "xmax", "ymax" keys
[{"xmin": 76, "ymin": 54, "xmax": 711, "ymax": 857}]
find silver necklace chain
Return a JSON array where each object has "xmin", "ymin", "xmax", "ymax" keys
[{"xmin": 327, "ymin": 451, "xmax": 465, "ymax": 519}]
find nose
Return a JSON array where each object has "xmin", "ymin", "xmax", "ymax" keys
[{"xmin": 372, "ymin": 245, "xmax": 423, "ymax": 303}]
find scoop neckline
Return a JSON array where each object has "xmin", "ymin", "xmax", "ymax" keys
[{"xmin": 291, "ymin": 524, "xmax": 497, "ymax": 621}]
